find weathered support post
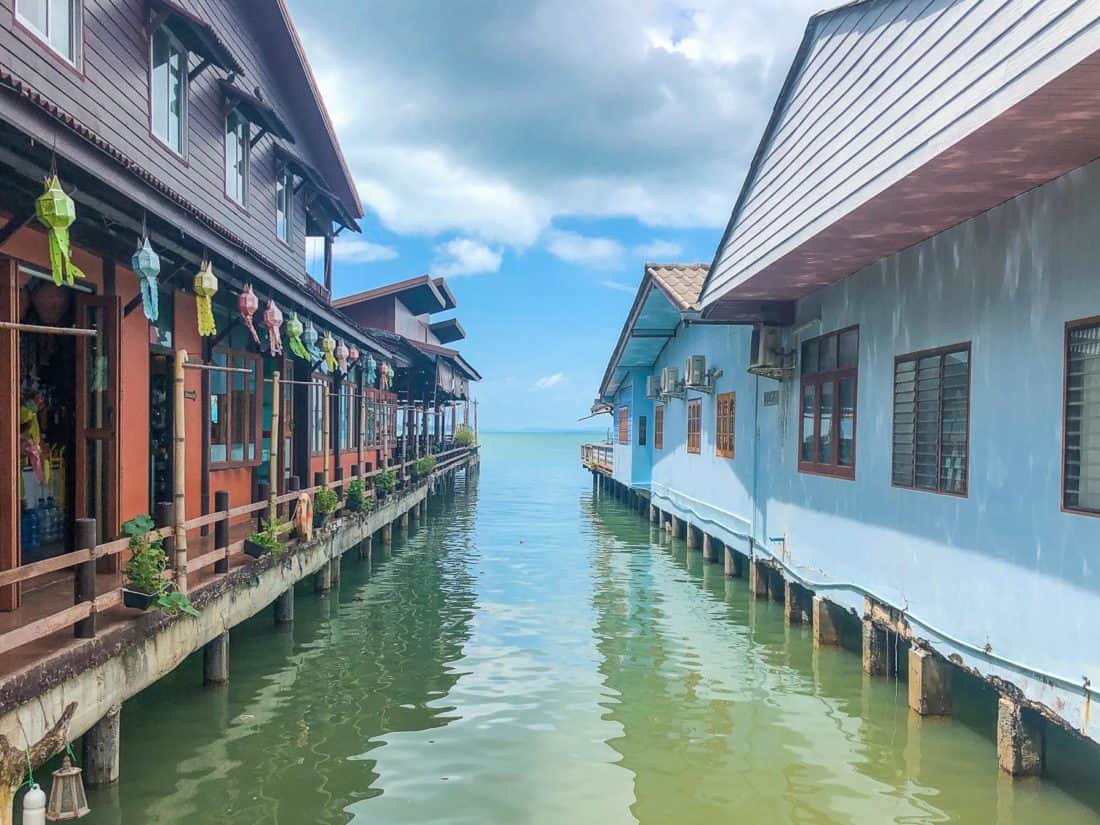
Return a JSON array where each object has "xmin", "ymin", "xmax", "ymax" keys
[
  {"xmin": 330, "ymin": 556, "xmax": 341, "ymax": 587},
  {"xmin": 862, "ymin": 618, "xmax": 890, "ymax": 677},
  {"xmin": 724, "ymin": 545, "xmax": 743, "ymax": 578},
  {"xmin": 908, "ymin": 647, "xmax": 952, "ymax": 716},
  {"xmin": 649, "ymin": 503, "xmax": 658, "ymax": 524},
  {"xmin": 749, "ymin": 558, "xmax": 769, "ymax": 600},
  {"xmin": 173, "ymin": 349, "xmax": 189, "ymax": 592},
  {"xmin": 784, "ymin": 580, "xmax": 811, "ymax": 623},
  {"xmin": 268, "ymin": 370, "xmax": 281, "ymax": 523},
  {"xmin": 74, "ymin": 518, "xmax": 97, "ymax": 638},
  {"xmin": 214, "ymin": 490, "xmax": 230, "ymax": 575},
  {"xmin": 997, "ymin": 697, "xmax": 1044, "ymax": 776},
  {"xmin": 82, "ymin": 704, "xmax": 121, "ymax": 787},
  {"xmin": 702, "ymin": 533, "xmax": 716, "ymax": 563},
  {"xmin": 686, "ymin": 523, "xmax": 698, "ymax": 550},
  {"xmin": 812, "ymin": 596, "xmax": 841, "ymax": 646},
  {"xmin": 382, "ymin": 522, "xmax": 393, "ymax": 545},
  {"xmin": 274, "ymin": 587, "xmax": 294, "ymax": 624},
  {"xmin": 671, "ymin": 515, "xmax": 683, "ymax": 538},
  {"xmin": 315, "ymin": 560, "xmax": 332, "ymax": 593},
  {"xmin": 400, "ymin": 511, "xmax": 409, "ymax": 531},
  {"xmin": 358, "ymin": 534, "xmax": 373, "ymax": 561},
  {"xmin": 203, "ymin": 631, "xmax": 229, "ymax": 685},
  {"xmin": 411, "ymin": 499, "xmax": 421, "ymax": 523},
  {"xmin": 766, "ymin": 567, "xmax": 785, "ymax": 603}
]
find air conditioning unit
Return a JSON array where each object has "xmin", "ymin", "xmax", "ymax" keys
[
  {"xmin": 748, "ymin": 325, "xmax": 791, "ymax": 380},
  {"xmin": 645, "ymin": 374, "xmax": 661, "ymax": 400},
  {"xmin": 660, "ymin": 366, "xmax": 685, "ymax": 399},
  {"xmin": 684, "ymin": 354, "xmax": 721, "ymax": 394}
]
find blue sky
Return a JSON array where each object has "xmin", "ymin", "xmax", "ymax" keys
[{"xmin": 288, "ymin": 0, "xmax": 823, "ymax": 430}]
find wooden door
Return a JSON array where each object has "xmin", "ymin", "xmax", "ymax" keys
[{"xmin": 75, "ymin": 294, "xmax": 121, "ymax": 566}]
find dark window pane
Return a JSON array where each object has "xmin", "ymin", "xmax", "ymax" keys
[
  {"xmin": 801, "ymin": 384, "xmax": 815, "ymax": 462},
  {"xmin": 838, "ymin": 329, "xmax": 858, "ymax": 369},
  {"xmin": 1065, "ymin": 325, "xmax": 1100, "ymax": 511},
  {"xmin": 801, "ymin": 339, "xmax": 819, "ymax": 375},
  {"xmin": 819, "ymin": 335, "xmax": 837, "ymax": 372},
  {"xmin": 838, "ymin": 377, "xmax": 855, "ymax": 466},
  {"xmin": 818, "ymin": 380, "xmax": 834, "ymax": 463}
]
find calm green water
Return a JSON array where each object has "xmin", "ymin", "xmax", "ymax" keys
[{"xmin": 82, "ymin": 432, "xmax": 1100, "ymax": 824}]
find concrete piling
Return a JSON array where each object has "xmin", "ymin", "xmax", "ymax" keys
[
  {"xmin": 908, "ymin": 647, "xmax": 952, "ymax": 716},
  {"xmin": 399, "ymin": 512, "xmax": 409, "ymax": 531},
  {"xmin": 382, "ymin": 523, "xmax": 393, "ymax": 545},
  {"xmin": 724, "ymin": 546, "xmax": 743, "ymax": 577},
  {"xmin": 649, "ymin": 504, "xmax": 658, "ymax": 524},
  {"xmin": 861, "ymin": 619, "xmax": 890, "ymax": 677},
  {"xmin": 315, "ymin": 561, "xmax": 333, "ymax": 593},
  {"xmin": 702, "ymin": 534, "xmax": 716, "ymax": 563},
  {"xmin": 82, "ymin": 704, "xmax": 121, "ymax": 787},
  {"xmin": 997, "ymin": 697, "xmax": 1044, "ymax": 776},
  {"xmin": 749, "ymin": 558, "xmax": 769, "ymax": 600},
  {"xmin": 411, "ymin": 503, "xmax": 421, "ymax": 524},
  {"xmin": 686, "ymin": 524, "xmax": 698, "ymax": 550},
  {"xmin": 330, "ymin": 557, "xmax": 341, "ymax": 587},
  {"xmin": 274, "ymin": 588, "xmax": 294, "ymax": 624},
  {"xmin": 766, "ymin": 567, "xmax": 785, "ymax": 603},
  {"xmin": 358, "ymin": 535, "xmax": 373, "ymax": 561},
  {"xmin": 203, "ymin": 631, "xmax": 229, "ymax": 685},
  {"xmin": 784, "ymin": 580, "xmax": 811, "ymax": 624},
  {"xmin": 812, "ymin": 596, "xmax": 841, "ymax": 646}
]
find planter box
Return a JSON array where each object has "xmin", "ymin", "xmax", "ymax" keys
[
  {"xmin": 244, "ymin": 539, "xmax": 270, "ymax": 559},
  {"xmin": 313, "ymin": 512, "xmax": 332, "ymax": 529},
  {"xmin": 122, "ymin": 589, "xmax": 157, "ymax": 611}
]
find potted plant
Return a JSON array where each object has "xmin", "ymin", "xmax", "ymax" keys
[
  {"xmin": 121, "ymin": 515, "xmax": 200, "ymax": 617},
  {"xmin": 454, "ymin": 426, "xmax": 474, "ymax": 447},
  {"xmin": 345, "ymin": 479, "xmax": 371, "ymax": 514},
  {"xmin": 245, "ymin": 517, "xmax": 287, "ymax": 559},
  {"xmin": 313, "ymin": 487, "xmax": 339, "ymax": 527},
  {"xmin": 412, "ymin": 455, "xmax": 438, "ymax": 479},
  {"xmin": 374, "ymin": 469, "xmax": 396, "ymax": 500}
]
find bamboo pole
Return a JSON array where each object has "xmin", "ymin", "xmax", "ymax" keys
[
  {"xmin": 173, "ymin": 349, "xmax": 188, "ymax": 592},
  {"xmin": 0, "ymin": 321, "xmax": 97, "ymax": 337},
  {"xmin": 269, "ymin": 370, "xmax": 280, "ymax": 524},
  {"xmin": 322, "ymin": 382, "xmax": 330, "ymax": 484}
]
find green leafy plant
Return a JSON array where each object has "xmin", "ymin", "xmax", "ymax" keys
[
  {"xmin": 413, "ymin": 455, "xmax": 438, "ymax": 478},
  {"xmin": 374, "ymin": 469, "xmax": 397, "ymax": 496},
  {"xmin": 246, "ymin": 517, "xmax": 287, "ymax": 560},
  {"xmin": 345, "ymin": 479, "xmax": 371, "ymax": 513},
  {"xmin": 121, "ymin": 514, "xmax": 200, "ymax": 617},
  {"xmin": 454, "ymin": 426, "xmax": 474, "ymax": 447},
  {"xmin": 314, "ymin": 487, "xmax": 339, "ymax": 516}
]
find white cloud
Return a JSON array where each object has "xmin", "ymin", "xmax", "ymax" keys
[
  {"xmin": 291, "ymin": 0, "xmax": 823, "ymax": 246},
  {"xmin": 329, "ymin": 237, "xmax": 399, "ymax": 263},
  {"xmin": 432, "ymin": 238, "xmax": 503, "ymax": 276},
  {"xmin": 634, "ymin": 239, "xmax": 683, "ymax": 260},
  {"xmin": 545, "ymin": 230, "xmax": 624, "ymax": 269},
  {"xmin": 533, "ymin": 372, "xmax": 565, "ymax": 390},
  {"xmin": 600, "ymin": 279, "xmax": 636, "ymax": 294}
]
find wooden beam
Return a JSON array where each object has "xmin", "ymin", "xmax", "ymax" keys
[
  {"xmin": 0, "ymin": 206, "xmax": 36, "ymax": 250},
  {"xmin": 0, "ymin": 260, "xmax": 19, "ymax": 610}
]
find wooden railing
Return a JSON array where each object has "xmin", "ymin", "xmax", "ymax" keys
[
  {"xmin": 0, "ymin": 446, "xmax": 476, "ymax": 656},
  {"xmin": 581, "ymin": 444, "xmax": 613, "ymax": 474}
]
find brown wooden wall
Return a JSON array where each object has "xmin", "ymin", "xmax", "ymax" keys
[{"xmin": 0, "ymin": 0, "xmax": 341, "ymax": 286}]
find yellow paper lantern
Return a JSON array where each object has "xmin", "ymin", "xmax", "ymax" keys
[{"xmin": 193, "ymin": 260, "xmax": 218, "ymax": 337}]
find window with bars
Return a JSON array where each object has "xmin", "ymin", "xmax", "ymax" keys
[
  {"xmin": 310, "ymin": 377, "xmax": 330, "ymax": 456},
  {"xmin": 687, "ymin": 398, "xmax": 701, "ymax": 454},
  {"xmin": 716, "ymin": 392, "xmax": 735, "ymax": 458},
  {"xmin": 209, "ymin": 349, "xmax": 261, "ymax": 467},
  {"xmin": 892, "ymin": 344, "xmax": 970, "ymax": 495},
  {"xmin": 799, "ymin": 327, "xmax": 858, "ymax": 478},
  {"xmin": 638, "ymin": 416, "xmax": 647, "ymax": 447},
  {"xmin": 618, "ymin": 406, "xmax": 629, "ymax": 445},
  {"xmin": 654, "ymin": 405, "xmax": 664, "ymax": 450},
  {"xmin": 1065, "ymin": 319, "xmax": 1100, "ymax": 514}
]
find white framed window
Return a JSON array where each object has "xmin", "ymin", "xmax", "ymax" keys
[
  {"xmin": 275, "ymin": 166, "xmax": 292, "ymax": 243},
  {"xmin": 225, "ymin": 111, "xmax": 249, "ymax": 205},
  {"xmin": 151, "ymin": 25, "xmax": 187, "ymax": 154},
  {"xmin": 17, "ymin": 0, "xmax": 77, "ymax": 62}
]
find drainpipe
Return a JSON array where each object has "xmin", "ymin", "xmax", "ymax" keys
[{"xmin": 751, "ymin": 374, "xmax": 760, "ymax": 558}]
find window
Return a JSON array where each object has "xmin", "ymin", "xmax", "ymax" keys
[
  {"xmin": 310, "ymin": 378, "xmax": 329, "ymax": 455},
  {"xmin": 276, "ymin": 166, "xmax": 293, "ymax": 243},
  {"xmin": 638, "ymin": 416, "xmax": 647, "ymax": 447},
  {"xmin": 716, "ymin": 392, "xmax": 735, "ymax": 458},
  {"xmin": 618, "ymin": 406, "xmax": 629, "ymax": 445},
  {"xmin": 799, "ymin": 327, "xmax": 858, "ymax": 478},
  {"xmin": 687, "ymin": 398, "xmax": 701, "ymax": 454},
  {"xmin": 225, "ymin": 111, "xmax": 250, "ymax": 205},
  {"xmin": 1065, "ymin": 319, "xmax": 1100, "ymax": 514},
  {"xmin": 892, "ymin": 344, "xmax": 970, "ymax": 495},
  {"xmin": 17, "ymin": 0, "xmax": 77, "ymax": 62},
  {"xmin": 337, "ymin": 381, "xmax": 361, "ymax": 452},
  {"xmin": 654, "ymin": 405, "xmax": 664, "ymax": 450},
  {"xmin": 209, "ymin": 349, "xmax": 261, "ymax": 466},
  {"xmin": 151, "ymin": 25, "xmax": 186, "ymax": 153}
]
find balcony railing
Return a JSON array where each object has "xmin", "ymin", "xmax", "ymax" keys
[{"xmin": 581, "ymin": 443, "xmax": 613, "ymax": 474}]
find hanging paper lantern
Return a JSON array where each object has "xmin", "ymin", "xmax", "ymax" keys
[
  {"xmin": 335, "ymin": 340, "xmax": 349, "ymax": 374},
  {"xmin": 302, "ymin": 319, "xmax": 321, "ymax": 365},
  {"xmin": 381, "ymin": 362, "xmax": 394, "ymax": 392},
  {"xmin": 131, "ymin": 236, "xmax": 161, "ymax": 323},
  {"xmin": 263, "ymin": 299, "xmax": 284, "ymax": 356},
  {"xmin": 193, "ymin": 259, "xmax": 218, "ymax": 337},
  {"xmin": 366, "ymin": 354, "xmax": 378, "ymax": 387},
  {"xmin": 35, "ymin": 175, "xmax": 85, "ymax": 287},
  {"xmin": 286, "ymin": 312, "xmax": 310, "ymax": 360},
  {"xmin": 321, "ymin": 331, "xmax": 338, "ymax": 373},
  {"xmin": 239, "ymin": 284, "xmax": 260, "ymax": 346},
  {"xmin": 46, "ymin": 754, "xmax": 89, "ymax": 820},
  {"xmin": 348, "ymin": 344, "xmax": 360, "ymax": 366}
]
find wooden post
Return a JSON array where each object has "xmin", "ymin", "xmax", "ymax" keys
[
  {"xmin": 173, "ymin": 349, "xmax": 188, "ymax": 592},
  {"xmin": 155, "ymin": 501, "xmax": 174, "ymax": 569},
  {"xmin": 214, "ymin": 490, "xmax": 229, "ymax": 575},
  {"xmin": 0, "ymin": 262, "xmax": 18, "ymax": 611},
  {"xmin": 74, "ymin": 518, "xmax": 97, "ymax": 638},
  {"xmin": 474, "ymin": 400, "xmax": 479, "ymax": 445},
  {"xmin": 269, "ymin": 370, "xmax": 280, "ymax": 524},
  {"xmin": 203, "ymin": 631, "xmax": 229, "ymax": 685},
  {"xmin": 82, "ymin": 704, "xmax": 121, "ymax": 787},
  {"xmin": 322, "ymin": 383, "xmax": 331, "ymax": 484}
]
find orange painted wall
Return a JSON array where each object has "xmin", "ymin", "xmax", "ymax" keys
[
  {"xmin": 174, "ymin": 292, "xmax": 205, "ymax": 522},
  {"xmin": 117, "ymin": 265, "xmax": 150, "ymax": 524},
  {"xmin": 0, "ymin": 221, "xmax": 105, "ymax": 287}
]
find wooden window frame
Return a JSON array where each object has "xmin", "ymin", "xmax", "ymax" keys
[
  {"xmin": 14, "ymin": 0, "xmax": 82, "ymax": 70},
  {"xmin": 224, "ymin": 110, "xmax": 250, "ymax": 208},
  {"xmin": 149, "ymin": 23, "xmax": 189, "ymax": 158},
  {"xmin": 799, "ymin": 326, "xmax": 858, "ymax": 479},
  {"xmin": 891, "ymin": 342, "xmax": 971, "ymax": 497},
  {"xmin": 618, "ymin": 406, "xmax": 629, "ymax": 445},
  {"xmin": 208, "ymin": 347, "xmax": 263, "ymax": 470},
  {"xmin": 275, "ymin": 165, "xmax": 293, "ymax": 245},
  {"xmin": 654, "ymin": 404, "xmax": 664, "ymax": 450},
  {"xmin": 687, "ymin": 398, "xmax": 701, "ymax": 454},
  {"xmin": 309, "ymin": 375, "xmax": 330, "ymax": 457},
  {"xmin": 1062, "ymin": 316, "xmax": 1100, "ymax": 517},
  {"xmin": 715, "ymin": 391, "xmax": 735, "ymax": 459}
]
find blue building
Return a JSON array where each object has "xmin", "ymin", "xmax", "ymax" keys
[{"xmin": 589, "ymin": 0, "xmax": 1100, "ymax": 775}]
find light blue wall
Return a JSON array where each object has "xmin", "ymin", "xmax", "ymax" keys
[
  {"xmin": 643, "ymin": 157, "xmax": 1100, "ymax": 742},
  {"xmin": 612, "ymin": 370, "xmax": 655, "ymax": 488}
]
